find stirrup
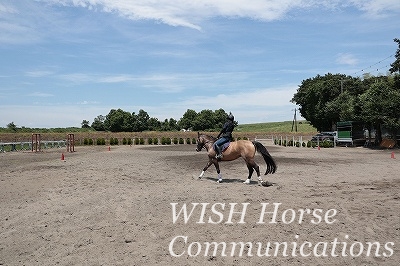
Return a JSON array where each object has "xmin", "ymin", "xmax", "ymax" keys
[{"xmin": 215, "ymin": 154, "xmax": 223, "ymax": 159}]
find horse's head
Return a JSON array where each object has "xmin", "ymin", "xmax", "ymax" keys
[
  {"xmin": 196, "ymin": 132, "xmax": 215, "ymax": 152},
  {"xmin": 196, "ymin": 132, "xmax": 205, "ymax": 152}
]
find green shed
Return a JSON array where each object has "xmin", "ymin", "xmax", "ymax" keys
[{"xmin": 336, "ymin": 121, "xmax": 366, "ymax": 146}]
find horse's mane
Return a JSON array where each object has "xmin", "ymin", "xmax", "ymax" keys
[{"xmin": 201, "ymin": 133, "xmax": 217, "ymax": 141}]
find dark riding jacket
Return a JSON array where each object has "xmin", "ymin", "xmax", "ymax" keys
[{"xmin": 217, "ymin": 120, "xmax": 234, "ymax": 139}]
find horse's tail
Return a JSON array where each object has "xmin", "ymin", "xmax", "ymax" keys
[{"xmin": 252, "ymin": 141, "xmax": 277, "ymax": 175}]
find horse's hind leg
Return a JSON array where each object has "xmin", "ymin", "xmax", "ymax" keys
[
  {"xmin": 243, "ymin": 159, "xmax": 261, "ymax": 185},
  {"xmin": 213, "ymin": 161, "xmax": 222, "ymax": 183}
]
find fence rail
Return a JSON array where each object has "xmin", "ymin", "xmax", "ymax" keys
[{"xmin": 0, "ymin": 140, "xmax": 66, "ymax": 152}]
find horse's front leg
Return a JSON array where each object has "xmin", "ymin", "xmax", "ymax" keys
[
  {"xmin": 213, "ymin": 160, "xmax": 222, "ymax": 183},
  {"xmin": 198, "ymin": 160, "xmax": 213, "ymax": 179}
]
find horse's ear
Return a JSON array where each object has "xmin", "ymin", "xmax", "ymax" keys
[{"xmin": 198, "ymin": 132, "xmax": 200, "ymax": 137}]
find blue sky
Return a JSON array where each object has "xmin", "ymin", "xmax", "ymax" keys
[{"xmin": 1, "ymin": 0, "xmax": 399, "ymax": 128}]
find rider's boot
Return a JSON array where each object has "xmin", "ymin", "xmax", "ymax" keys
[{"xmin": 215, "ymin": 145, "xmax": 223, "ymax": 159}]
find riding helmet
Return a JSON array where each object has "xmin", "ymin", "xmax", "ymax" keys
[{"xmin": 228, "ymin": 112, "xmax": 234, "ymax": 121}]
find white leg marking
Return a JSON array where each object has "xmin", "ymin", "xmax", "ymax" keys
[
  {"xmin": 198, "ymin": 170, "xmax": 205, "ymax": 179},
  {"xmin": 217, "ymin": 173, "xmax": 222, "ymax": 183}
]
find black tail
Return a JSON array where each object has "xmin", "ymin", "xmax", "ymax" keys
[{"xmin": 252, "ymin": 141, "xmax": 277, "ymax": 175}]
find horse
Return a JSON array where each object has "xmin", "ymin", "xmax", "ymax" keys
[{"xmin": 195, "ymin": 132, "xmax": 277, "ymax": 186}]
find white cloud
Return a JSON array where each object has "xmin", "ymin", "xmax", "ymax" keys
[
  {"xmin": 39, "ymin": 0, "xmax": 400, "ymax": 30},
  {"xmin": 179, "ymin": 86, "xmax": 296, "ymax": 108},
  {"xmin": 25, "ymin": 70, "xmax": 54, "ymax": 77},
  {"xmin": 336, "ymin": 53, "xmax": 358, "ymax": 66},
  {"xmin": 26, "ymin": 92, "xmax": 54, "ymax": 97},
  {"xmin": 349, "ymin": 0, "xmax": 400, "ymax": 18},
  {"xmin": 150, "ymin": 85, "xmax": 300, "ymax": 123}
]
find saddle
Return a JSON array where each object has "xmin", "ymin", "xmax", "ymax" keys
[{"xmin": 214, "ymin": 141, "xmax": 230, "ymax": 152}]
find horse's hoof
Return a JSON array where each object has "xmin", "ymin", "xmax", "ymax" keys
[
  {"xmin": 217, "ymin": 179, "xmax": 222, "ymax": 183},
  {"xmin": 243, "ymin": 179, "xmax": 251, "ymax": 184}
]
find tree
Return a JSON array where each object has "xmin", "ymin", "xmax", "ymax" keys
[
  {"xmin": 213, "ymin": 108, "xmax": 229, "ymax": 130},
  {"xmin": 292, "ymin": 74, "xmax": 348, "ymax": 131},
  {"xmin": 81, "ymin": 120, "xmax": 90, "ymax": 128},
  {"xmin": 192, "ymin": 109, "xmax": 215, "ymax": 131},
  {"xmin": 131, "ymin": 110, "xmax": 151, "ymax": 132},
  {"xmin": 147, "ymin": 117, "xmax": 161, "ymax": 131},
  {"xmin": 91, "ymin": 115, "xmax": 105, "ymax": 131},
  {"xmin": 359, "ymin": 77, "xmax": 400, "ymax": 143},
  {"xmin": 160, "ymin": 118, "xmax": 171, "ymax": 131},
  {"xmin": 324, "ymin": 91, "xmax": 358, "ymax": 122},
  {"xmin": 104, "ymin": 109, "xmax": 133, "ymax": 132},
  {"xmin": 168, "ymin": 118, "xmax": 179, "ymax": 131},
  {"xmin": 178, "ymin": 109, "xmax": 197, "ymax": 130},
  {"xmin": 389, "ymin": 38, "xmax": 400, "ymax": 74},
  {"xmin": 7, "ymin": 122, "xmax": 17, "ymax": 132},
  {"xmin": 389, "ymin": 38, "xmax": 400, "ymax": 90}
]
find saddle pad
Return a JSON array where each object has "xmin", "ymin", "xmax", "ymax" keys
[{"xmin": 214, "ymin": 142, "xmax": 230, "ymax": 152}]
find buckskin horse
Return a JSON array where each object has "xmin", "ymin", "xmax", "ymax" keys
[{"xmin": 195, "ymin": 132, "xmax": 277, "ymax": 186}]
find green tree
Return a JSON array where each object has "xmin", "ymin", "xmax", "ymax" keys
[
  {"xmin": 81, "ymin": 120, "xmax": 90, "ymax": 128},
  {"xmin": 104, "ymin": 109, "xmax": 132, "ymax": 132},
  {"xmin": 91, "ymin": 115, "xmax": 105, "ymax": 131},
  {"xmin": 7, "ymin": 122, "xmax": 17, "ymax": 132},
  {"xmin": 168, "ymin": 118, "xmax": 179, "ymax": 131},
  {"xmin": 389, "ymin": 38, "xmax": 400, "ymax": 74},
  {"xmin": 291, "ymin": 73, "xmax": 362, "ymax": 131},
  {"xmin": 213, "ymin": 108, "xmax": 229, "ymax": 130},
  {"xmin": 389, "ymin": 38, "xmax": 400, "ymax": 89},
  {"xmin": 160, "ymin": 118, "xmax": 170, "ymax": 131},
  {"xmin": 132, "ymin": 109, "xmax": 150, "ymax": 132},
  {"xmin": 178, "ymin": 109, "xmax": 197, "ymax": 130},
  {"xmin": 147, "ymin": 117, "xmax": 161, "ymax": 131},
  {"xmin": 324, "ymin": 92, "xmax": 358, "ymax": 122},
  {"xmin": 192, "ymin": 109, "xmax": 215, "ymax": 131},
  {"xmin": 359, "ymin": 77, "xmax": 400, "ymax": 143}
]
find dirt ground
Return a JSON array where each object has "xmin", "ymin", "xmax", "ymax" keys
[{"xmin": 0, "ymin": 142, "xmax": 399, "ymax": 265}]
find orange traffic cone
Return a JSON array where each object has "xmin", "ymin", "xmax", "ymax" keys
[
  {"xmin": 391, "ymin": 152, "xmax": 395, "ymax": 159},
  {"xmin": 108, "ymin": 146, "xmax": 111, "ymax": 151},
  {"xmin": 61, "ymin": 153, "xmax": 65, "ymax": 160}
]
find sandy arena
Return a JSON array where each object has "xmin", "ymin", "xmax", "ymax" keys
[{"xmin": 0, "ymin": 143, "xmax": 399, "ymax": 265}]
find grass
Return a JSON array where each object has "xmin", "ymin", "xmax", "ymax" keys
[
  {"xmin": 0, "ymin": 121, "xmax": 317, "ymax": 143},
  {"xmin": 236, "ymin": 120, "xmax": 317, "ymax": 134}
]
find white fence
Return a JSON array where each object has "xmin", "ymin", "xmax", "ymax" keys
[{"xmin": 0, "ymin": 140, "xmax": 66, "ymax": 152}]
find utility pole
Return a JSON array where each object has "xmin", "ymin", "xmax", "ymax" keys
[{"xmin": 291, "ymin": 108, "xmax": 298, "ymax": 132}]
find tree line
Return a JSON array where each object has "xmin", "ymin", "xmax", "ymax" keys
[
  {"xmin": 291, "ymin": 38, "xmax": 400, "ymax": 143},
  {"xmin": 81, "ymin": 108, "xmax": 237, "ymax": 132}
]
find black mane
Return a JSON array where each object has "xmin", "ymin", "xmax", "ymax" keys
[{"xmin": 202, "ymin": 134, "xmax": 217, "ymax": 141}]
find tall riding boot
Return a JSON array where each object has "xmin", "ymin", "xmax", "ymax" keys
[{"xmin": 215, "ymin": 145, "xmax": 222, "ymax": 159}]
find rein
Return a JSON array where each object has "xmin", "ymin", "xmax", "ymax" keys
[{"xmin": 199, "ymin": 136, "xmax": 216, "ymax": 151}]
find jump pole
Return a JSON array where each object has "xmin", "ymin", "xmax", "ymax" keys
[
  {"xmin": 31, "ymin": 133, "xmax": 41, "ymax": 152},
  {"xmin": 67, "ymin": 133, "xmax": 75, "ymax": 152}
]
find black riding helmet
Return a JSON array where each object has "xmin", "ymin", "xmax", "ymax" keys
[{"xmin": 227, "ymin": 112, "xmax": 234, "ymax": 121}]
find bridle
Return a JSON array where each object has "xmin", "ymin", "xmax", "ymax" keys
[{"xmin": 196, "ymin": 137, "xmax": 215, "ymax": 152}]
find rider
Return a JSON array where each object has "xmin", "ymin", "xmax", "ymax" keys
[{"xmin": 214, "ymin": 112, "xmax": 235, "ymax": 159}]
